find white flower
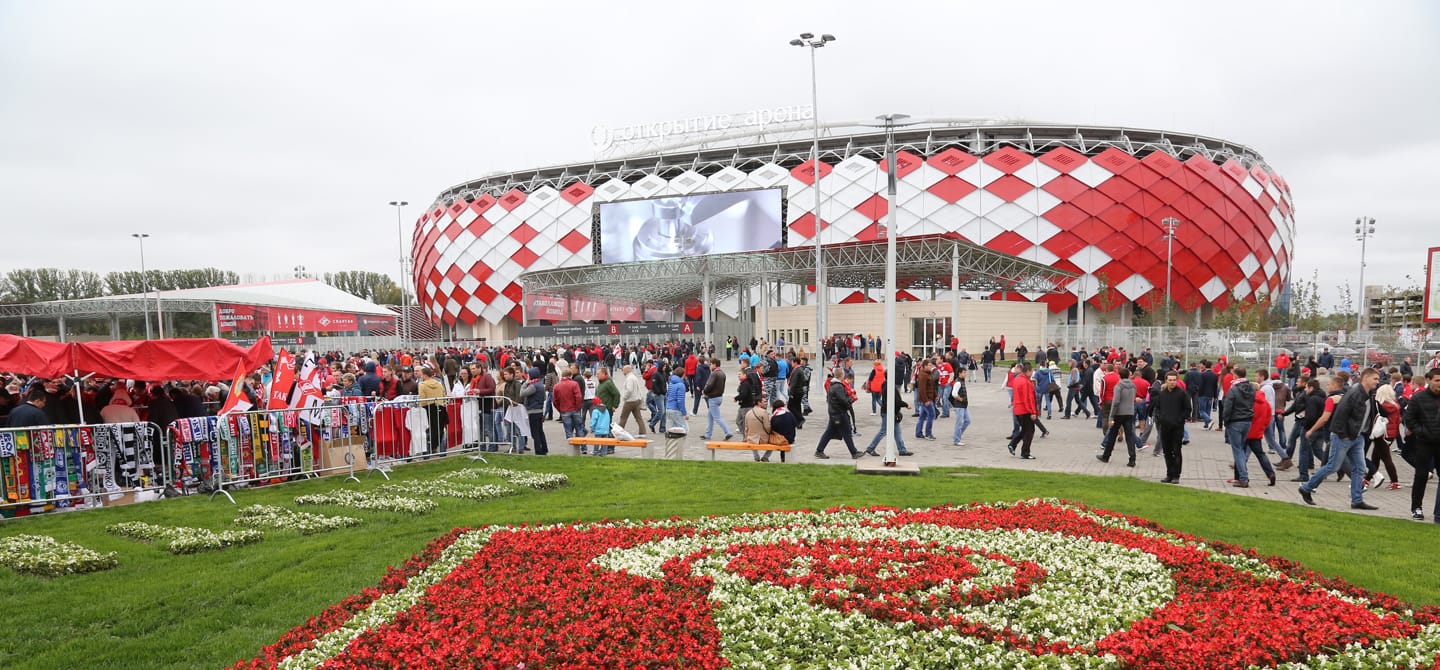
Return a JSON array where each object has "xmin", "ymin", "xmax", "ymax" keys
[
  {"xmin": 234, "ymin": 505, "xmax": 363, "ymax": 535},
  {"xmin": 293, "ymin": 489, "xmax": 436, "ymax": 514},
  {"xmin": 379, "ymin": 480, "xmax": 518, "ymax": 501},
  {"xmin": 0, "ymin": 534, "xmax": 119, "ymax": 577},
  {"xmin": 107, "ymin": 521, "xmax": 263, "ymax": 555}
]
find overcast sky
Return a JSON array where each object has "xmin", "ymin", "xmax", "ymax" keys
[{"xmin": 2, "ymin": 1, "xmax": 1436, "ymax": 308}]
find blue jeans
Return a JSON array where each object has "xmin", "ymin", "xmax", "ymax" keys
[
  {"xmin": 1295, "ymin": 429, "xmax": 1322, "ymax": 479},
  {"xmin": 939, "ymin": 385, "xmax": 951, "ymax": 418},
  {"xmin": 1226, "ymin": 421, "xmax": 1253, "ymax": 480},
  {"xmin": 1303, "ymin": 434, "xmax": 1367, "ymax": 504},
  {"xmin": 1265, "ymin": 416, "xmax": 1288, "ymax": 458},
  {"xmin": 704, "ymin": 396, "xmax": 732, "ymax": 439},
  {"xmin": 871, "ymin": 391, "xmax": 883, "ymax": 413},
  {"xmin": 1198, "ymin": 396, "xmax": 1213, "ymax": 427},
  {"xmin": 866, "ymin": 417, "xmax": 908, "ymax": 454},
  {"xmin": 915, "ymin": 402, "xmax": 935, "ymax": 438},
  {"xmin": 487, "ymin": 409, "xmax": 507, "ymax": 452},
  {"xmin": 561, "ymin": 410, "xmax": 584, "ymax": 439},
  {"xmin": 952, "ymin": 407, "xmax": 971, "ymax": 443},
  {"xmin": 982, "ymin": 363, "xmax": 992, "ymax": 382}
]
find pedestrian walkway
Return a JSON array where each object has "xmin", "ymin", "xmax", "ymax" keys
[{"xmin": 525, "ymin": 370, "xmax": 1423, "ymax": 521}]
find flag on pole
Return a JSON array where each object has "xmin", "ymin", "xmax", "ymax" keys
[
  {"xmin": 267, "ymin": 349, "xmax": 297, "ymax": 409},
  {"xmin": 291, "ymin": 351, "xmax": 326, "ymax": 424},
  {"xmin": 217, "ymin": 361, "xmax": 254, "ymax": 415}
]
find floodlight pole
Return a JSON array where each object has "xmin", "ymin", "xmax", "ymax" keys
[
  {"xmin": 131, "ymin": 233, "xmax": 152, "ymax": 340},
  {"xmin": 791, "ymin": 32, "xmax": 834, "ymax": 375},
  {"xmin": 1162, "ymin": 217, "xmax": 1180, "ymax": 326},
  {"xmin": 1355, "ymin": 216, "xmax": 1375, "ymax": 334},
  {"xmin": 878, "ymin": 113, "xmax": 910, "ymax": 466},
  {"xmin": 389, "ymin": 201, "xmax": 409, "ymax": 348}
]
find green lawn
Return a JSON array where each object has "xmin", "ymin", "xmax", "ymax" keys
[{"xmin": 0, "ymin": 455, "xmax": 1435, "ymax": 669}]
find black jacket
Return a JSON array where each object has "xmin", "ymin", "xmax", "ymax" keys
[
  {"xmin": 1329, "ymin": 384, "xmax": 1372, "ymax": 440},
  {"xmin": 1149, "ymin": 386, "xmax": 1192, "ymax": 426},
  {"xmin": 7, "ymin": 402, "xmax": 50, "ymax": 428},
  {"xmin": 1221, "ymin": 380, "xmax": 1256, "ymax": 423},
  {"xmin": 1198, "ymin": 370, "xmax": 1219, "ymax": 397},
  {"xmin": 875, "ymin": 386, "xmax": 910, "ymax": 421},
  {"xmin": 735, "ymin": 371, "xmax": 760, "ymax": 408},
  {"xmin": 1403, "ymin": 388, "xmax": 1440, "ymax": 443},
  {"xmin": 826, "ymin": 379, "xmax": 852, "ymax": 417}
]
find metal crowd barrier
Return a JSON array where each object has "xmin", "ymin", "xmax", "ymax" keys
[
  {"xmin": 0, "ymin": 421, "xmax": 170, "ymax": 518},
  {"xmin": 365, "ymin": 395, "xmax": 516, "ymax": 477}
]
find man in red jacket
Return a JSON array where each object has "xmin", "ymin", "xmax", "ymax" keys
[
  {"xmin": 1007, "ymin": 362, "xmax": 1039, "ymax": 459},
  {"xmin": 552, "ymin": 369, "xmax": 586, "ymax": 443}
]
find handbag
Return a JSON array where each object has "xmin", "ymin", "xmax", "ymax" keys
[
  {"xmin": 1047, "ymin": 382, "xmax": 1061, "ymax": 395},
  {"xmin": 1369, "ymin": 415, "xmax": 1388, "ymax": 440}
]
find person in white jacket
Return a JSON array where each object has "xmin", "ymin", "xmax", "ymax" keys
[{"xmin": 617, "ymin": 365, "xmax": 648, "ymax": 436}]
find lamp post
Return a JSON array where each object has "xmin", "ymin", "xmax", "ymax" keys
[
  {"xmin": 789, "ymin": 31, "xmax": 835, "ymax": 363},
  {"xmin": 1355, "ymin": 217, "xmax": 1375, "ymax": 334},
  {"xmin": 131, "ymin": 233, "xmax": 152, "ymax": 340},
  {"xmin": 877, "ymin": 112, "xmax": 912, "ymax": 466},
  {"xmin": 389, "ymin": 201, "xmax": 410, "ymax": 348},
  {"xmin": 1161, "ymin": 217, "xmax": 1180, "ymax": 326}
]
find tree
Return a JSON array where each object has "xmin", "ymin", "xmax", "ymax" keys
[
  {"xmin": 1, "ymin": 268, "xmax": 105, "ymax": 303},
  {"xmin": 104, "ymin": 268, "xmax": 239, "ymax": 295},
  {"xmin": 1289, "ymin": 271, "xmax": 1325, "ymax": 333},
  {"xmin": 324, "ymin": 271, "xmax": 407, "ymax": 305},
  {"xmin": 1092, "ymin": 272, "xmax": 1121, "ymax": 325}
]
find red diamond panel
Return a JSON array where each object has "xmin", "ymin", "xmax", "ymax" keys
[
  {"xmin": 1042, "ymin": 230, "xmax": 1087, "ymax": 258},
  {"xmin": 984, "ymin": 174, "xmax": 1034, "ymax": 202},
  {"xmin": 1096, "ymin": 176, "xmax": 1140, "ymax": 203},
  {"xmin": 466, "ymin": 216, "xmax": 492, "ymax": 238},
  {"xmin": 512, "ymin": 245, "xmax": 539, "ymax": 269},
  {"xmin": 1220, "ymin": 159, "xmax": 1249, "ymax": 184},
  {"xmin": 1038, "ymin": 292, "xmax": 1078, "ymax": 313},
  {"xmin": 854, "ymin": 222, "xmax": 882, "ymax": 242},
  {"xmin": 878, "ymin": 150, "xmax": 924, "ymax": 179},
  {"xmin": 1042, "ymin": 203, "xmax": 1088, "ymax": 230},
  {"xmin": 854, "ymin": 193, "xmax": 889, "ymax": 220},
  {"xmin": 1038, "ymin": 147, "xmax": 1087, "ymax": 173},
  {"xmin": 986, "ymin": 231, "xmax": 1031, "ymax": 256},
  {"xmin": 790, "ymin": 159, "xmax": 833, "ymax": 185},
  {"xmin": 507, "ymin": 305, "xmax": 523, "ymax": 323},
  {"xmin": 561, "ymin": 181, "xmax": 594, "ymax": 205},
  {"xmin": 1071, "ymin": 190, "xmax": 1115, "ymax": 216},
  {"xmin": 983, "ymin": 146, "xmax": 1033, "ymax": 174},
  {"xmin": 926, "ymin": 147, "xmax": 979, "ymax": 175},
  {"xmin": 927, "ymin": 177, "xmax": 977, "ymax": 204},
  {"xmin": 1141, "ymin": 151, "xmax": 1182, "ymax": 179},
  {"xmin": 1122, "ymin": 191, "xmax": 1164, "ymax": 218},
  {"xmin": 501, "ymin": 281, "xmax": 523, "ymax": 302},
  {"xmin": 498, "ymin": 189, "xmax": 527, "ymax": 211},
  {"xmin": 1092, "ymin": 148, "xmax": 1139, "ymax": 174},
  {"xmin": 470, "ymin": 194, "xmax": 497, "ymax": 215},
  {"xmin": 558, "ymin": 229, "xmax": 589, "ymax": 254},
  {"xmin": 445, "ymin": 265, "xmax": 464, "ymax": 284},
  {"xmin": 457, "ymin": 306, "xmax": 477, "ymax": 324},
  {"xmin": 510, "ymin": 222, "xmax": 539, "ymax": 245},
  {"xmin": 1147, "ymin": 178, "xmax": 1185, "ymax": 205},
  {"xmin": 472, "ymin": 283, "xmax": 498, "ymax": 304},
  {"xmin": 1120, "ymin": 163, "xmax": 1162, "ymax": 190},
  {"xmin": 467, "ymin": 262, "xmax": 493, "ymax": 283},
  {"xmin": 442, "ymin": 220, "xmax": 463, "ymax": 241},
  {"xmin": 788, "ymin": 213, "xmax": 829, "ymax": 239},
  {"xmin": 1042, "ymin": 174, "xmax": 1088, "ymax": 201},
  {"xmin": 448, "ymin": 200, "xmax": 466, "ymax": 219}
]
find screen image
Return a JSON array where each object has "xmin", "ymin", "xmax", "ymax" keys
[{"xmin": 594, "ymin": 188, "xmax": 785, "ymax": 264}]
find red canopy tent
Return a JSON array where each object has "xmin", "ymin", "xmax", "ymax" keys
[{"xmin": 0, "ymin": 335, "xmax": 273, "ymax": 381}]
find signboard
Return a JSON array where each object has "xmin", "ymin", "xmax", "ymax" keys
[
  {"xmin": 226, "ymin": 336, "xmax": 316, "ymax": 348},
  {"xmin": 215, "ymin": 303, "xmax": 375, "ymax": 333},
  {"xmin": 359, "ymin": 314, "xmax": 398, "ymax": 335},
  {"xmin": 1426, "ymin": 246, "xmax": 1440, "ymax": 324},
  {"xmin": 517, "ymin": 322, "xmax": 706, "ymax": 340}
]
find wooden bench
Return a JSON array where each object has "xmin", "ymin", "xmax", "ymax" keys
[
  {"xmin": 567, "ymin": 437, "xmax": 653, "ymax": 458},
  {"xmin": 705, "ymin": 441, "xmax": 792, "ymax": 462}
]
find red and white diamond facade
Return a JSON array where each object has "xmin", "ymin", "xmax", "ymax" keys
[{"xmin": 412, "ymin": 123, "xmax": 1295, "ymax": 330}]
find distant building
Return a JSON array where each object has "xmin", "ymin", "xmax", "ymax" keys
[{"xmin": 1363, "ymin": 285, "xmax": 1427, "ymax": 330}]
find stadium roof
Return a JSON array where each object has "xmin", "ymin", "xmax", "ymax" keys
[
  {"xmin": 517, "ymin": 233, "xmax": 1076, "ymax": 310},
  {"xmin": 0, "ymin": 279, "xmax": 396, "ymax": 318}
]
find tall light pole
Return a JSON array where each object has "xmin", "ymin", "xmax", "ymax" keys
[
  {"xmin": 131, "ymin": 233, "xmax": 152, "ymax": 340},
  {"xmin": 1161, "ymin": 217, "xmax": 1180, "ymax": 326},
  {"xmin": 877, "ymin": 113, "xmax": 911, "ymax": 466},
  {"xmin": 389, "ymin": 201, "xmax": 410, "ymax": 348},
  {"xmin": 1355, "ymin": 216, "xmax": 1375, "ymax": 333},
  {"xmin": 790, "ymin": 31, "xmax": 834, "ymax": 363}
]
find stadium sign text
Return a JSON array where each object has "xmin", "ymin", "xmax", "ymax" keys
[{"xmin": 591, "ymin": 104, "xmax": 813, "ymax": 152}]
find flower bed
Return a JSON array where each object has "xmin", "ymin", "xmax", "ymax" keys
[
  {"xmin": 445, "ymin": 466, "xmax": 569, "ymax": 490},
  {"xmin": 0, "ymin": 534, "xmax": 119, "ymax": 577},
  {"xmin": 234, "ymin": 505, "xmax": 363, "ymax": 535},
  {"xmin": 235, "ymin": 500, "xmax": 1440, "ymax": 669},
  {"xmin": 107, "ymin": 521, "xmax": 264, "ymax": 555},
  {"xmin": 378, "ymin": 479, "xmax": 517, "ymax": 501},
  {"xmin": 293, "ymin": 489, "xmax": 436, "ymax": 515}
]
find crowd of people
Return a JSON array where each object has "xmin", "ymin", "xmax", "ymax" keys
[{"xmin": 2, "ymin": 335, "xmax": 1436, "ymax": 522}]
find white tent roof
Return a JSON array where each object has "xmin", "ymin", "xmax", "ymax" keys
[{"xmin": 86, "ymin": 279, "xmax": 396, "ymax": 316}]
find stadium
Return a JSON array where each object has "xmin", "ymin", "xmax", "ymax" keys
[{"xmin": 410, "ymin": 119, "xmax": 1296, "ymax": 344}]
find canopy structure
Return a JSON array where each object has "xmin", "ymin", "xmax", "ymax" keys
[
  {"xmin": 0, "ymin": 334, "xmax": 273, "ymax": 380},
  {"xmin": 518, "ymin": 233, "xmax": 1076, "ymax": 310}
]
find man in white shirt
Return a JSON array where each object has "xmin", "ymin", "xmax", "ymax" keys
[{"xmin": 617, "ymin": 365, "xmax": 648, "ymax": 436}]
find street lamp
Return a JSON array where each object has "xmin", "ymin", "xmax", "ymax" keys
[
  {"xmin": 1355, "ymin": 217, "xmax": 1375, "ymax": 334},
  {"xmin": 1161, "ymin": 217, "xmax": 1181, "ymax": 326},
  {"xmin": 790, "ymin": 31, "xmax": 835, "ymax": 363},
  {"xmin": 131, "ymin": 233, "xmax": 152, "ymax": 340},
  {"xmin": 877, "ymin": 112, "xmax": 912, "ymax": 466},
  {"xmin": 389, "ymin": 201, "xmax": 410, "ymax": 348}
]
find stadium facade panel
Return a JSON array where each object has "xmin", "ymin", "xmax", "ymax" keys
[{"xmin": 411, "ymin": 122, "xmax": 1295, "ymax": 328}]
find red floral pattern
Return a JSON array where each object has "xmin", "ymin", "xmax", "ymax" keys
[{"xmin": 236, "ymin": 501, "xmax": 1440, "ymax": 669}]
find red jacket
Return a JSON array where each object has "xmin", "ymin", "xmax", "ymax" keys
[
  {"xmin": 1246, "ymin": 393, "xmax": 1271, "ymax": 440},
  {"xmin": 552, "ymin": 377, "xmax": 583, "ymax": 413},
  {"xmin": 1011, "ymin": 375, "xmax": 1037, "ymax": 416}
]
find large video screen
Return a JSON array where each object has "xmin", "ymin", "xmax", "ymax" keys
[{"xmin": 593, "ymin": 187, "xmax": 785, "ymax": 264}]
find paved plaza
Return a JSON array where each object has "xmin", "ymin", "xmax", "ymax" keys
[{"xmin": 523, "ymin": 364, "xmax": 1428, "ymax": 521}]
